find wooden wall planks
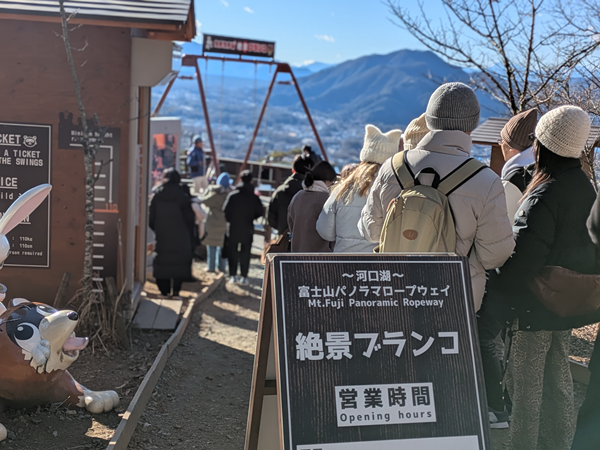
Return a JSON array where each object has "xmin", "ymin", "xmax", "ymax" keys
[{"xmin": 0, "ymin": 19, "xmax": 131, "ymax": 303}]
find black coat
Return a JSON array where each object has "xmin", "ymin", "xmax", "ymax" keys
[
  {"xmin": 484, "ymin": 159, "xmax": 598, "ymax": 331},
  {"xmin": 306, "ymin": 150, "xmax": 323, "ymax": 165},
  {"xmin": 223, "ymin": 183, "xmax": 264, "ymax": 243},
  {"xmin": 586, "ymin": 192, "xmax": 600, "ymax": 372},
  {"xmin": 587, "ymin": 189, "xmax": 600, "ymax": 247},
  {"xmin": 267, "ymin": 173, "xmax": 304, "ymax": 234},
  {"xmin": 149, "ymin": 182, "xmax": 195, "ymax": 279}
]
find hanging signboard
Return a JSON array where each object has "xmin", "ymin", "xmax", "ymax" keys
[
  {"xmin": 0, "ymin": 122, "xmax": 51, "ymax": 268},
  {"xmin": 246, "ymin": 254, "xmax": 491, "ymax": 450},
  {"xmin": 58, "ymin": 112, "xmax": 121, "ymax": 285},
  {"xmin": 203, "ymin": 34, "xmax": 275, "ymax": 58}
]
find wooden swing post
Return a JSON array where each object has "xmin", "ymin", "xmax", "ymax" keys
[{"xmin": 156, "ymin": 52, "xmax": 327, "ymax": 184}]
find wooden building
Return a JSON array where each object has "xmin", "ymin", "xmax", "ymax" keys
[
  {"xmin": 0, "ymin": 1, "xmax": 195, "ymax": 306},
  {"xmin": 219, "ymin": 157, "xmax": 293, "ymax": 188},
  {"xmin": 470, "ymin": 117, "xmax": 508, "ymax": 176}
]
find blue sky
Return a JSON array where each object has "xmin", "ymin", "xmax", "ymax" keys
[{"xmin": 194, "ymin": 0, "xmax": 438, "ymax": 65}]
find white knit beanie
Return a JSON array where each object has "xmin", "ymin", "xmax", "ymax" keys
[
  {"xmin": 403, "ymin": 113, "xmax": 430, "ymax": 150},
  {"xmin": 535, "ymin": 106, "xmax": 591, "ymax": 158},
  {"xmin": 360, "ymin": 125, "xmax": 402, "ymax": 164}
]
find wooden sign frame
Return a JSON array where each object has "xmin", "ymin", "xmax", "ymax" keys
[
  {"xmin": 244, "ymin": 254, "xmax": 281, "ymax": 450},
  {"xmin": 246, "ymin": 254, "xmax": 491, "ymax": 450},
  {"xmin": 0, "ymin": 121, "xmax": 52, "ymax": 268}
]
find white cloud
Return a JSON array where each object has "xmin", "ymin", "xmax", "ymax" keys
[
  {"xmin": 220, "ymin": 0, "xmax": 229, "ymax": 7},
  {"xmin": 303, "ymin": 60, "xmax": 315, "ymax": 66},
  {"xmin": 315, "ymin": 34, "xmax": 335, "ymax": 43},
  {"xmin": 244, "ymin": 6, "xmax": 254, "ymax": 13},
  {"xmin": 195, "ymin": 20, "xmax": 202, "ymax": 31}
]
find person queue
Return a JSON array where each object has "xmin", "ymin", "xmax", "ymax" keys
[
  {"xmin": 266, "ymin": 82, "xmax": 600, "ymax": 450},
  {"xmin": 149, "ymin": 81, "xmax": 600, "ymax": 449}
]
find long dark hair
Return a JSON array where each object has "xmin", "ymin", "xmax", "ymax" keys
[
  {"xmin": 523, "ymin": 139, "xmax": 573, "ymax": 196},
  {"xmin": 305, "ymin": 161, "xmax": 337, "ymax": 188}
]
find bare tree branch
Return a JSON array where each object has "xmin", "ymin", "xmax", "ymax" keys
[
  {"xmin": 387, "ymin": 0, "xmax": 600, "ymax": 114},
  {"xmin": 58, "ymin": 0, "xmax": 105, "ymax": 307}
]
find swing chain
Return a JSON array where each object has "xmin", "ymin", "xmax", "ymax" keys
[{"xmin": 217, "ymin": 59, "xmax": 225, "ymax": 156}]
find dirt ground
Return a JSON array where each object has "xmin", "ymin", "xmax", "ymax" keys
[
  {"xmin": 571, "ymin": 324, "xmax": 597, "ymax": 365},
  {"xmin": 0, "ymin": 263, "xmax": 219, "ymax": 450},
  {"xmin": 127, "ymin": 260, "xmax": 264, "ymax": 450}
]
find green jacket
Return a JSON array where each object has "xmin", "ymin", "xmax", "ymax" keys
[{"xmin": 484, "ymin": 158, "xmax": 600, "ymax": 331}]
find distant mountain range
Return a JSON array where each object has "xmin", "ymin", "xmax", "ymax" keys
[
  {"xmin": 154, "ymin": 47, "xmax": 507, "ymax": 165},
  {"xmin": 269, "ymin": 49, "xmax": 505, "ymax": 128},
  {"xmin": 173, "ymin": 44, "xmax": 504, "ymax": 129},
  {"xmin": 292, "ymin": 61, "xmax": 336, "ymax": 78}
]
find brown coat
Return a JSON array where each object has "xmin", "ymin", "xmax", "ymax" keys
[{"xmin": 288, "ymin": 185, "xmax": 333, "ymax": 253}]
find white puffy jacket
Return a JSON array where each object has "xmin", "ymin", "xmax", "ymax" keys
[
  {"xmin": 501, "ymin": 147, "xmax": 534, "ymax": 222},
  {"xmin": 358, "ymin": 130, "xmax": 515, "ymax": 310},
  {"xmin": 316, "ymin": 191, "xmax": 377, "ymax": 253}
]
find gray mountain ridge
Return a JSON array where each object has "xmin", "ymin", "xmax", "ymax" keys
[{"xmin": 269, "ymin": 49, "xmax": 505, "ymax": 128}]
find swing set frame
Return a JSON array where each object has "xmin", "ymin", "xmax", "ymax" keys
[{"xmin": 152, "ymin": 53, "xmax": 329, "ymax": 180}]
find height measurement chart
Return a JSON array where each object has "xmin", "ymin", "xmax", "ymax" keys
[
  {"xmin": 271, "ymin": 254, "xmax": 490, "ymax": 450},
  {"xmin": 0, "ymin": 122, "xmax": 51, "ymax": 267},
  {"xmin": 58, "ymin": 113, "xmax": 121, "ymax": 285}
]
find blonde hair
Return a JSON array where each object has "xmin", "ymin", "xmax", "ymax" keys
[{"xmin": 334, "ymin": 161, "xmax": 381, "ymax": 205}]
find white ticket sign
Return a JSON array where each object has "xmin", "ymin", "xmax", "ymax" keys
[{"xmin": 335, "ymin": 382, "xmax": 436, "ymax": 427}]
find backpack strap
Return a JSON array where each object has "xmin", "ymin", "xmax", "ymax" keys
[
  {"xmin": 391, "ymin": 151, "xmax": 416, "ymax": 189},
  {"xmin": 438, "ymin": 158, "xmax": 488, "ymax": 196}
]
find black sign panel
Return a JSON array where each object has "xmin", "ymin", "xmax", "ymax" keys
[
  {"xmin": 272, "ymin": 254, "xmax": 490, "ymax": 450},
  {"xmin": 58, "ymin": 113, "xmax": 121, "ymax": 284},
  {"xmin": 203, "ymin": 34, "xmax": 275, "ymax": 58},
  {"xmin": 0, "ymin": 122, "xmax": 51, "ymax": 267}
]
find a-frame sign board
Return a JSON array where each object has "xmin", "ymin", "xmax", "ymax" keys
[{"xmin": 246, "ymin": 254, "xmax": 492, "ymax": 450}]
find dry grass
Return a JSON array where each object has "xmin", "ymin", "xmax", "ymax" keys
[{"xmin": 68, "ymin": 279, "xmax": 129, "ymax": 354}]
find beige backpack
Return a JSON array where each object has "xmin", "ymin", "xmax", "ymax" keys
[{"xmin": 378, "ymin": 151, "xmax": 486, "ymax": 253}]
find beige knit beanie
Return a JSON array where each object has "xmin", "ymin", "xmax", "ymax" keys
[
  {"xmin": 360, "ymin": 125, "xmax": 402, "ymax": 164},
  {"xmin": 535, "ymin": 106, "xmax": 591, "ymax": 158},
  {"xmin": 403, "ymin": 113, "xmax": 430, "ymax": 150}
]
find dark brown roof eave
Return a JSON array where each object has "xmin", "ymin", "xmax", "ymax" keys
[{"xmin": 0, "ymin": 11, "xmax": 187, "ymax": 31}]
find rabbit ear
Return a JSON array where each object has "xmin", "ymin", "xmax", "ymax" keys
[{"xmin": 0, "ymin": 184, "xmax": 51, "ymax": 236}]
